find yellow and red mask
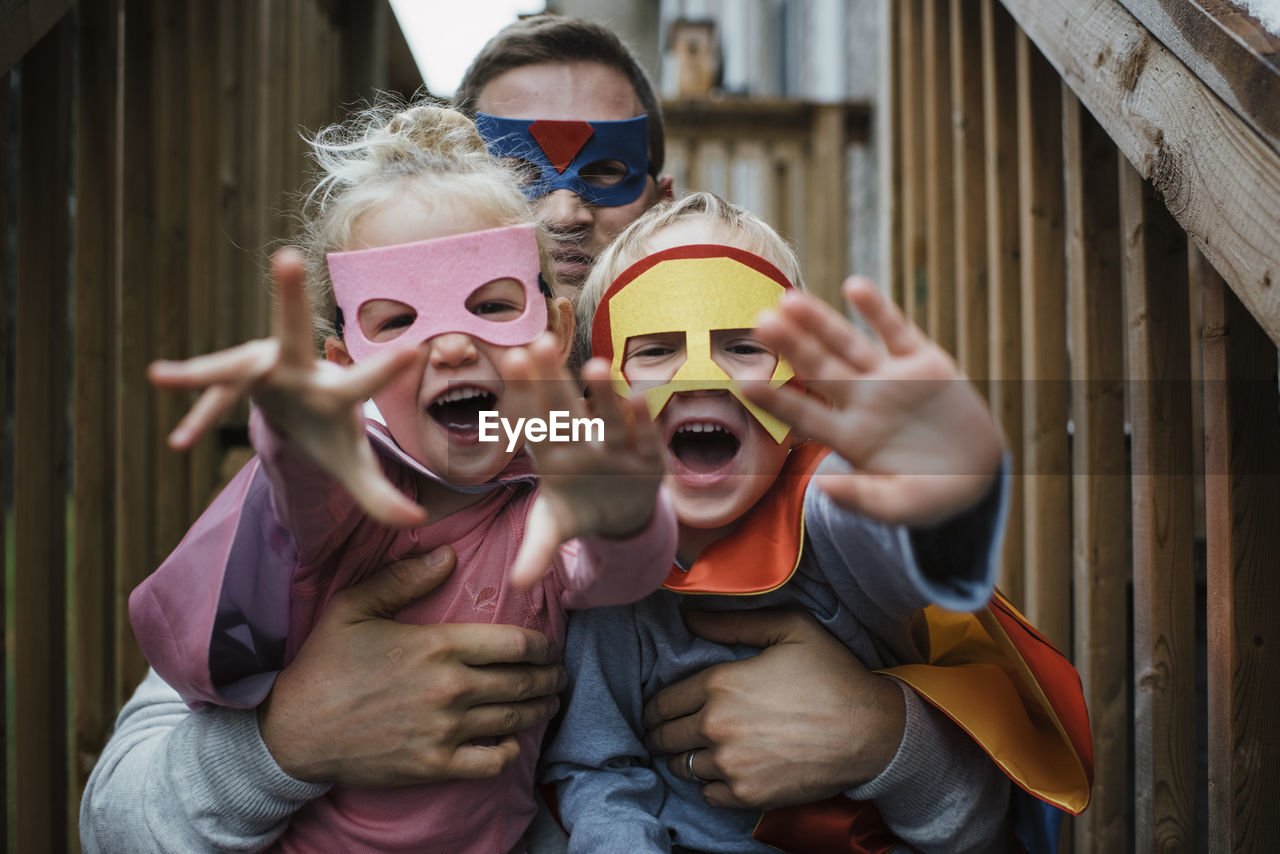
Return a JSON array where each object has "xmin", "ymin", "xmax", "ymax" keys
[{"xmin": 590, "ymin": 244, "xmax": 798, "ymax": 442}]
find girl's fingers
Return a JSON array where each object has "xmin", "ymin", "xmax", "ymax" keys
[
  {"xmin": 167, "ymin": 384, "xmax": 242, "ymax": 449},
  {"xmin": 508, "ymin": 498, "xmax": 565, "ymax": 588},
  {"xmin": 337, "ymin": 344, "xmax": 426, "ymax": 405},
  {"xmin": 272, "ymin": 248, "xmax": 315, "ymax": 367},
  {"xmin": 844, "ymin": 277, "xmax": 920, "ymax": 357},
  {"xmin": 340, "ymin": 445, "xmax": 428, "ymax": 528},
  {"xmin": 775, "ymin": 288, "xmax": 882, "ymax": 373},
  {"xmin": 148, "ymin": 339, "xmax": 278, "ymax": 389},
  {"xmin": 580, "ymin": 359, "xmax": 631, "ymax": 448}
]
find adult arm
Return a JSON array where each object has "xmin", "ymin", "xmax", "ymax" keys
[
  {"xmin": 645, "ymin": 611, "xmax": 1010, "ymax": 854},
  {"xmin": 84, "ymin": 550, "xmax": 565, "ymax": 851}
]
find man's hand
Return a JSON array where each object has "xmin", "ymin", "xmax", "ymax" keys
[
  {"xmin": 642, "ymin": 609, "xmax": 905, "ymax": 810},
  {"xmin": 258, "ymin": 545, "xmax": 565, "ymax": 786}
]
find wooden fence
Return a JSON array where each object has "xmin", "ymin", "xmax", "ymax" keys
[
  {"xmin": 887, "ymin": 0, "xmax": 1280, "ymax": 851},
  {"xmin": 1, "ymin": 1, "xmax": 419, "ymax": 850}
]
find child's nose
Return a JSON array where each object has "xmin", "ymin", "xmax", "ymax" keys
[{"xmin": 427, "ymin": 332, "xmax": 478, "ymax": 367}]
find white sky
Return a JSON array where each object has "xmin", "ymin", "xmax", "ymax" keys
[
  {"xmin": 388, "ymin": 0, "xmax": 548, "ymax": 97},
  {"xmin": 1240, "ymin": 0, "xmax": 1280, "ymax": 33}
]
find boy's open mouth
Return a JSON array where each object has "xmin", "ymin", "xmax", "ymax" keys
[
  {"xmin": 669, "ymin": 420, "xmax": 741, "ymax": 473},
  {"xmin": 427, "ymin": 385, "xmax": 497, "ymax": 437}
]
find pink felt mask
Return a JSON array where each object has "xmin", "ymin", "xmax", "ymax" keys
[{"xmin": 328, "ymin": 224, "xmax": 548, "ymax": 362}]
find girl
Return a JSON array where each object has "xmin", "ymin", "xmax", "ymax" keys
[{"xmin": 130, "ymin": 103, "xmax": 675, "ymax": 853}]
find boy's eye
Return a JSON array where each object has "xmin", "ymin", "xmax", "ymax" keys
[{"xmin": 578, "ymin": 159, "xmax": 628, "ymax": 187}]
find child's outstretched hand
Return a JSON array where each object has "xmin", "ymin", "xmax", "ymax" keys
[
  {"xmin": 148, "ymin": 248, "xmax": 427, "ymax": 528},
  {"xmin": 742, "ymin": 276, "xmax": 1004, "ymax": 527},
  {"xmin": 500, "ymin": 336, "xmax": 666, "ymax": 588}
]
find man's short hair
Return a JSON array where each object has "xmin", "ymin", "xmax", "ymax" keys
[{"xmin": 454, "ymin": 14, "xmax": 665, "ymax": 176}]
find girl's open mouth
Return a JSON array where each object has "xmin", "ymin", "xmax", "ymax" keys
[
  {"xmin": 668, "ymin": 420, "xmax": 741, "ymax": 475},
  {"xmin": 427, "ymin": 385, "xmax": 497, "ymax": 440}
]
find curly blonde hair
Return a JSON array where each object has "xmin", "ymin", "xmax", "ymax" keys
[
  {"xmin": 574, "ymin": 191, "xmax": 805, "ymax": 360},
  {"xmin": 296, "ymin": 98, "xmax": 560, "ymax": 346}
]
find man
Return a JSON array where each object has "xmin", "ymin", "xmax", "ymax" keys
[{"xmin": 81, "ymin": 16, "xmax": 1011, "ymax": 853}]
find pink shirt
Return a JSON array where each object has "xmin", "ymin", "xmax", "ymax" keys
[{"xmin": 131, "ymin": 411, "xmax": 676, "ymax": 853}]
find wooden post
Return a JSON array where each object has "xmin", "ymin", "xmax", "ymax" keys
[
  {"xmin": 72, "ymin": 0, "xmax": 121, "ymax": 827},
  {"xmin": 1063, "ymin": 90, "xmax": 1130, "ymax": 853},
  {"xmin": 898, "ymin": 0, "xmax": 927, "ymax": 328},
  {"xmin": 807, "ymin": 104, "xmax": 847, "ymax": 308},
  {"xmin": 1119, "ymin": 158, "xmax": 1197, "ymax": 851},
  {"xmin": 1016, "ymin": 32, "xmax": 1071, "ymax": 650},
  {"xmin": 980, "ymin": 0, "xmax": 1024, "ymax": 607},
  {"xmin": 1201, "ymin": 262, "xmax": 1280, "ymax": 853},
  {"xmin": 13, "ymin": 17, "xmax": 74, "ymax": 852},
  {"xmin": 0, "ymin": 63, "xmax": 10, "ymax": 854},
  {"xmin": 117, "ymin": 0, "xmax": 159, "ymax": 693},
  {"xmin": 922, "ymin": 0, "xmax": 954, "ymax": 350},
  {"xmin": 950, "ymin": 0, "xmax": 988, "ymax": 391},
  {"xmin": 882, "ymin": 0, "xmax": 903, "ymax": 308}
]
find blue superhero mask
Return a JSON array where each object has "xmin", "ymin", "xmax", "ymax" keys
[{"xmin": 475, "ymin": 112, "xmax": 650, "ymax": 207}]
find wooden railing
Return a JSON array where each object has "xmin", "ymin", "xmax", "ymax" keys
[
  {"xmin": 0, "ymin": 2, "xmax": 418, "ymax": 850},
  {"xmin": 887, "ymin": 1, "xmax": 1280, "ymax": 851}
]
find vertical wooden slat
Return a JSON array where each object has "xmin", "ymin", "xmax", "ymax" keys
[
  {"xmin": 950, "ymin": 0, "xmax": 987, "ymax": 390},
  {"xmin": 215, "ymin": 1, "xmax": 245, "ymax": 359},
  {"xmin": 0, "ymin": 63, "xmax": 10, "ymax": 854},
  {"xmin": 1016, "ymin": 32, "xmax": 1070, "ymax": 651},
  {"xmin": 898, "ymin": 0, "xmax": 926, "ymax": 327},
  {"xmin": 1119, "ymin": 158, "xmax": 1197, "ymax": 852},
  {"xmin": 13, "ymin": 17, "xmax": 73, "ymax": 853},
  {"xmin": 1202, "ymin": 262, "xmax": 1280, "ymax": 853},
  {"xmin": 980, "ymin": 0, "xmax": 1024, "ymax": 607},
  {"xmin": 72, "ymin": 0, "xmax": 120, "ymax": 824},
  {"xmin": 922, "ymin": 0, "xmax": 954, "ymax": 350},
  {"xmin": 117, "ymin": 0, "xmax": 158, "ymax": 694},
  {"xmin": 152, "ymin": 0, "xmax": 191, "ymax": 559},
  {"xmin": 186, "ymin": 0, "xmax": 218, "ymax": 511},
  {"xmin": 807, "ymin": 104, "xmax": 846, "ymax": 308},
  {"xmin": 1063, "ymin": 90, "xmax": 1129, "ymax": 853},
  {"xmin": 882, "ymin": 0, "xmax": 903, "ymax": 308}
]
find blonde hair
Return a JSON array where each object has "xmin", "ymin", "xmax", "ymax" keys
[
  {"xmin": 574, "ymin": 191, "xmax": 805, "ymax": 359},
  {"xmin": 297, "ymin": 98, "xmax": 560, "ymax": 345}
]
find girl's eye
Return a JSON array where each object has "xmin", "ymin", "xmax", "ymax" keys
[
  {"xmin": 381, "ymin": 313, "xmax": 415, "ymax": 331},
  {"xmin": 470, "ymin": 301, "xmax": 521, "ymax": 317}
]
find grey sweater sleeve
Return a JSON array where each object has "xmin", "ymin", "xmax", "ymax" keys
[
  {"xmin": 80, "ymin": 668, "xmax": 329, "ymax": 853},
  {"xmin": 847, "ymin": 680, "xmax": 1010, "ymax": 853}
]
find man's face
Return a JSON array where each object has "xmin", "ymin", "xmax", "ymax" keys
[{"xmin": 474, "ymin": 60, "xmax": 672, "ymax": 293}]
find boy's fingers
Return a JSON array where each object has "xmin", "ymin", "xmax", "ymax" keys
[
  {"xmin": 755, "ymin": 311, "xmax": 855, "ymax": 400},
  {"xmin": 844, "ymin": 277, "xmax": 919, "ymax": 357},
  {"xmin": 168, "ymin": 385, "xmax": 241, "ymax": 448},
  {"xmin": 739, "ymin": 381, "xmax": 837, "ymax": 442},
  {"xmin": 272, "ymin": 248, "xmax": 314, "ymax": 367},
  {"xmin": 778, "ymin": 288, "xmax": 881, "ymax": 373},
  {"xmin": 811, "ymin": 472, "xmax": 912, "ymax": 522}
]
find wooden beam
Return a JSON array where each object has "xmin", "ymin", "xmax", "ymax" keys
[
  {"xmin": 1120, "ymin": 157, "xmax": 1197, "ymax": 851},
  {"xmin": 71, "ymin": 0, "xmax": 121, "ymax": 824},
  {"xmin": 882, "ymin": 0, "xmax": 904, "ymax": 308},
  {"xmin": 1063, "ymin": 89, "xmax": 1130, "ymax": 853},
  {"xmin": 923, "ymin": 0, "xmax": 955, "ymax": 350},
  {"xmin": 0, "ymin": 0, "xmax": 76, "ymax": 72},
  {"xmin": 1201, "ymin": 261, "xmax": 1280, "ymax": 853},
  {"xmin": 998, "ymin": 0, "xmax": 1280, "ymax": 347},
  {"xmin": 0, "ymin": 63, "xmax": 10, "ymax": 854},
  {"xmin": 899, "ymin": 0, "xmax": 927, "ymax": 328},
  {"xmin": 981, "ymin": 0, "xmax": 1024, "ymax": 608},
  {"xmin": 950, "ymin": 0, "xmax": 988, "ymax": 389},
  {"xmin": 1016, "ymin": 32, "xmax": 1071, "ymax": 651},
  {"xmin": 13, "ymin": 18, "xmax": 73, "ymax": 851},
  {"xmin": 807, "ymin": 103, "xmax": 848, "ymax": 308},
  {"xmin": 1116, "ymin": 0, "xmax": 1280, "ymax": 154}
]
